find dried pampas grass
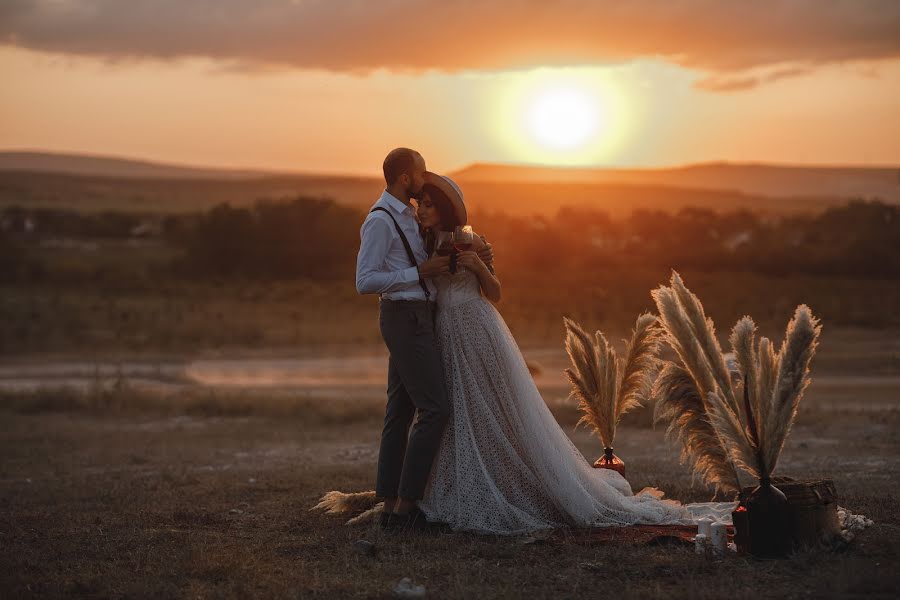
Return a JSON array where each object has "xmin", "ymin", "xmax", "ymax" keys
[
  {"xmin": 765, "ymin": 305, "xmax": 821, "ymax": 473},
  {"xmin": 652, "ymin": 271, "xmax": 821, "ymax": 493},
  {"xmin": 651, "ymin": 362, "xmax": 742, "ymax": 494},
  {"xmin": 310, "ymin": 490, "xmax": 381, "ymax": 525},
  {"xmin": 564, "ymin": 313, "xmax": 662, "ymax": 450}
]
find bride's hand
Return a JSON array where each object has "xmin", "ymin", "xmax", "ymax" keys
[
  {"xmin": 418, "ymin": 255, "xmax": 451, "ymax": 278},
  {"xmin": 456, "ymin": 250, "xmax": 487, "ymax": 274}
]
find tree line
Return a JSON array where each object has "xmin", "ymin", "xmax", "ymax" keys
[{"xmin": 2, "ymin": 197, "xmax": 898, "ymax": 282}]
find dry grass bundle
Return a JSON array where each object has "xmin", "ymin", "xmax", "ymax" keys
[
  {"xmin": 310, "ymin": 490, "xmax": 379, "ymax": 514},
  {"xmin": 764, "ymin": 306, "xmax": 821, "ymax": 473},
  {"xmin": 652, "ymin": 363, "xmax": 742, "ymax": 494},
  {"xmin": 564, "ymin": 313, "xmax": 662, "ymax": 450},
  {"xmin": 310, "ymin": 490, "xmax": 382, "ymax": 526},
  {"xmin": 652, "ymin": 271, "xmax": 822, "ymax": 492}
]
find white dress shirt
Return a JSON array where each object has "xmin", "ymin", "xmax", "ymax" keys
[{"xmin": 355, "ymin": 190, "xmax": 437, "ymax": 301}]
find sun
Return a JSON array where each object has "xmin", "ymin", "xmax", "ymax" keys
[
  {"xmin": 526, "ymin": 86, "xmax": 603, "ymax": 151},
  {"xmin": 485, "ymin": 67, "xmax": 632, "ymax": 166}
]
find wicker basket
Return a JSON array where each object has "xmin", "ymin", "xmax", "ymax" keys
[{"xmin": 734, "ymin": 477, "xmax": 841, "ymax": 552}]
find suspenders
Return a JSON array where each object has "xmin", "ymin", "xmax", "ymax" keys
[{"xmin": 370, "ymin": 207, "xmax": 431, "ymax": 300}]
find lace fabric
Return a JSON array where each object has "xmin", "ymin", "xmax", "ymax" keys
[{"xmin": 417, "ymin": 268, "xmax": 731, "ymax": 535}]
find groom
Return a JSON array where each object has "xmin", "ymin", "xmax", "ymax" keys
[{"xmin": 356, "ymin": 148, "xmax": 491, "ymax": 531}]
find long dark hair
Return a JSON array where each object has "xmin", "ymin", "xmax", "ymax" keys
[{"xmin": 420, "ymin": 182, "xmax": 461, "ymax": 255}]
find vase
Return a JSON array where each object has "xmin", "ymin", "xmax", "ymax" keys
[
  {"xmin": 592, "ymin": 447, "xmax": 625, "ymax": 477},
  {"xmin": 737, "ymin": 477, "xmax": 841, "ymax": 552},
  {"xmin": 731, "ymin": 504, "xmax": 751, "ymax": 554},
  {"xmin": 744, "ymin": 478, "xmax": 792, "ymax": 558}
]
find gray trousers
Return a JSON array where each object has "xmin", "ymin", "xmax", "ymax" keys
[{"xmin": 375, "ymin": 299, "xmax": 450, "ymax": 501}]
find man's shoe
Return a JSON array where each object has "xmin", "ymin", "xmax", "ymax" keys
[{"xmin": 392, "ymin": 507, "xmax": 441, "ymax": 533}]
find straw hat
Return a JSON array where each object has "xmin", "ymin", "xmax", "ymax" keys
[{"xmin": 423, "ymin": 171, "xmax": 467, "ymax": 226}]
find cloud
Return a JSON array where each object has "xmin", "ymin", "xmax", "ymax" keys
[
  {"xmin": 2, "ymin": 0, "xmax": 900, "ymax": 81},
  {"xmin": 695, "ymin": 64, "xmax": 817, "ymax": 92}
]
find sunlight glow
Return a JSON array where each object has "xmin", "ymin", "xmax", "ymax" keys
[
  {"xmin": 526, "ymin": 87, "xmax": 602, "ymax": 151},
  {"xmin": 486, "ymin": 67, "xmax": 634, "ymax": 167}
]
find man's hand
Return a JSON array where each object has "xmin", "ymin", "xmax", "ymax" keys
[
  {"xmin": 417, "ymin": 255, "xmax": 451, "ymax": 278},
  {"xmin": 456, "ymin": 251, "xmax": 487, "ymax": 274},
  {"xmin": 477, "ymin": 235, "xmax": 494, "ymax": 266}
]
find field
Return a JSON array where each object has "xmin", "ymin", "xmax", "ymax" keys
[
  {"xmin": 2, "ymin": 242, "xmax": 899, "ymax": 599},
  {"xmin": 4, "ymin": 265, "xmax": 900, "ymax": 357},
  {"xmin": 1, "ymin": 365, "xmax": 898, "ymax": 598},
  {"xmin": 1, "ymin": 321, "xmax": 899, "ymax": 598},
  {"xmin": 2, "ymin": 161, "xmax": 899, "ymax": 597}
]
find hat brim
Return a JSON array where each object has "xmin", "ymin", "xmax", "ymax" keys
[{"xmin": 423, "ymin": 171, "xmax": 467, "ymax": 226}]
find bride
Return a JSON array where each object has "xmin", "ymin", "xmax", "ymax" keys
[{"xmin": 411, "ymin": 173, "xmax": 725, "ymax": 535}]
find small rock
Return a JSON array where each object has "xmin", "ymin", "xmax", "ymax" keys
[
  {"xmin": 248, "ymin": 478, "xmax": 256, "ymax": 484},
  {"xmin": 393, "ymin": 577, "xmax": 426, "ymax": 598},
  {"xmin": 354, "ymin": 539, "xmax": 376, "ymax": 557},
  {"xmin": 229, "ymin": 508, "xmax": 244, "ymax": 514},
  {"xmin": 580, "ymin": 561, "xmax": 605, "ymax": 573}
]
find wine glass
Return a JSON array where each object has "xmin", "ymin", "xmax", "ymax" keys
[
  {"xmin": 453, "ymin": 225, "xmax": 475, "ymax": 252},
  {"xmin": 434, "ymin": 231, "xmax": 455, "ymax": 257}
]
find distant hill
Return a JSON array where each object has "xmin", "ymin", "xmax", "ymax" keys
[
  {"xmin": 452, "ymin": 162, "xmax": 900, "ymax": 202},
  {"xmin": 0, "ymin": 170, "xmax": 383, "ymax": 214},
  {"xmin": 1, "ymin": 150, "xmax": 897, "ymax": 216},
  {"xmin": 0, "ymin": 150, "xmax": 386, "ymax": 213},
  {"xmin": 0, "ymin": 151, "xmax": 274, "ymax": 180}
]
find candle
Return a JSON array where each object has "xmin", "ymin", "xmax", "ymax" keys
[
  {"xmin": 710, "ymin": 522, "xmax": 728, "ymax": 556},
  {"xmin": 697, "ymin": 517, "xmax": 713, "ymax": 538},
  {"xmin": 694, "ymin": 533, "xmax": 708, "ymax": 555}
]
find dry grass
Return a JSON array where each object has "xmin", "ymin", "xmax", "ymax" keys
[
  {"xmin": 564, "ymin": 314, "xmax": 661, "ymax": 448},
  {"xmin": 4, "ymin": 267, "xmax": 900, "ymax": 358},
  {"xmin": 0, "ymin": 407, "xmax": 897, "ymax": 599},
  {"xmin": 0, "ymin": 384, "xmax": 386, "ymax": 425},
  {"xmin": 0, "ymin": 281, "xmax": 382, "ymax": 355},
  {"xmin": 652, "ymin": 273, "xmax": 828, "ymax": 492}
]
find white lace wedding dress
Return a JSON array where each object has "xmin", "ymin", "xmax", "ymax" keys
[{"xmin": 417, "ymin": 267, "xmax": 734, "ymax": 535}]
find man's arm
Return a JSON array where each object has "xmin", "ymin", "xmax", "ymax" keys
[{"xmin": 355, "ymin": 216, "xmax": 420, "ymax": 295}]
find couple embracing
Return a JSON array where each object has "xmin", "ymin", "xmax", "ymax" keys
[{"xmin": 356, "ymin": 148, "xmax": 700, "ymax": 535}]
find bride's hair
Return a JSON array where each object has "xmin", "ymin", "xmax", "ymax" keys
[{"xmin": 420, "ymin": 182, "xmax": 461, "ymax": 254}]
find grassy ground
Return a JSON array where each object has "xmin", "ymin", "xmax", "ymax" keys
[
  {"xmin": 4, "ymin": 268, "xmax": 900, "ymax": 357},
  {"xmin": 1, "ymin": 384, "xmax": 897, "ymax": 598}
]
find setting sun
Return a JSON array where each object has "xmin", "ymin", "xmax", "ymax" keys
[
  {"xmin": 487, "ymin": 68, "xmax": 633, "ymax": 167},
  {"xmin": 526, "ymin": 86, "xmax": 604, "ymax": 151}
]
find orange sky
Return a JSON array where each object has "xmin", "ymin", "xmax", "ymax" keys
[{"xmin": 2, "ymin": 2, "xmax": 899, "ymax": 175}]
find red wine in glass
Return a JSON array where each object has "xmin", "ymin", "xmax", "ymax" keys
[
  {"xmin": 434, "ymin": 231, "xmax": 455, "ymax": 257},
  {"xmin": 453, "ymin": 226, "xmax": 475, "ymax": 253}
]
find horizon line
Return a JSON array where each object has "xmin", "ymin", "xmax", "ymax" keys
[{"xmin": 1, "ymin": 147, "xmax": 898, "ymax": 179}]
